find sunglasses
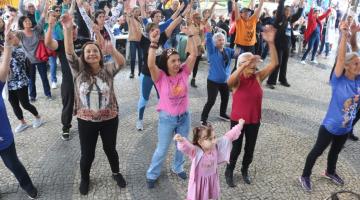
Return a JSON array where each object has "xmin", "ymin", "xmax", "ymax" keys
[{"xmin": 55, "ymin": 9, "xmax": 61, "ymax": 12}]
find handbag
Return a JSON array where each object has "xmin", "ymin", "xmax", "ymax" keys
[{"xmin": 35, "ymin": 40, "xmax": 56, "ymax": 62}]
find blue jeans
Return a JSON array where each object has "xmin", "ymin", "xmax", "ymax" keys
[
  {"xmin": 0, "ymin": 142, "xmax": 35, "ymax": 193},
  {"xmin": 129, "ymin": 41, "xmax": 143, "ymax": 75},
  {"xmin": 137, "ymin": 73, "xmax": 159, "ymax": 120},
  {"xmin": 28, "ymin": 62, "xmax": 51, "ymax": 98},
  {"xmin": 301, "ymin": 32, "xmax": 320, "ymax": 61},
  {"xmin": 146, "ymin": 111, "xmax": 191, "ymax": 180},
  {"xmin": 49, "ymin": 55, "xmax": 57, "ymax": 83}
]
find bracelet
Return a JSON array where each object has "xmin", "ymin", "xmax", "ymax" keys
[{"xmin": 150, "ymin": 44, "xmax": 159, "ymax": 49}]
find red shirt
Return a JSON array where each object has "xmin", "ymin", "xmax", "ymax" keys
[{"xmin": 230, "ymin": 74, "xmax": 263, "ymax": 124}]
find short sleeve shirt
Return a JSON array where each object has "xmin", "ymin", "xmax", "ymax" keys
[
  {"xmin": 155, "ymin": 64, "xmax": 191, "ymax": 116},
  {"xmin": 322, "ymin": 74, "xmax": 360, "ymax": 135},
  {"xmin": 234, "ymin": 15, "xmax": 258, "ymax": 46}
]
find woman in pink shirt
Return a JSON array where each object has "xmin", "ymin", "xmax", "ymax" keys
[
  {"xmin": 146, "ymin": 26, "xmax": 197, "ymax": 189},
  {"xmin": 224, "ymin": 25, "xmax": 278, "ymax": 187}
]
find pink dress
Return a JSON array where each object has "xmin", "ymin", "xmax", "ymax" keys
[{"xmin": 177, "ymin": 124, "xmax": 243, "ymax": 200}]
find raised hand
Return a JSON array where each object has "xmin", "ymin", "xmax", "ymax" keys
[
  {"xmin": 149, "ymin": 28, "xmax": 160, "ymax": 43},
  {"xmin": 238, "ymin": 118, "xmax": 245, "ymax": 126},
  {"xmin": 173, "ymin": 134, "xmax": 184, "ymax": 142},
  {"xmin": 262, "ymin": 25, "xmax": 276, "ymax": 43},
  {"xmin": 178, "ymin": 2, "xmax": 185, "ymax": 12},
  {"xmin": 60, "ymin": 13, "xmax": 73, "ymax": 29},
  {"xmin": 48, "ymin": 12, "xmax": 58, "ymax": 27},
  {"xmin": 340, "ymin": 21, "xmax": 350, "ymax": 36},
  {"xmin": 4, "ymin": 31, "xmax": 16, "ymax": 47},
  {"xmin": 350, "ymin": 21, "xmax": 360, "ymax": 34},
  {"xmin": 104, "ymin": 40, "xmax": 114, "ymax": 55}
]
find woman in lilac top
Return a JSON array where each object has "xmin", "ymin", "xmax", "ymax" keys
[{"xmin": 146, "ymin": 26, "xmax": 197, "ymax": 189}]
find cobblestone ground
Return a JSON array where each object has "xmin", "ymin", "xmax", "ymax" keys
[{"xmin": 1, "ymin": 53, "xmax": 360, "ymax": 200}]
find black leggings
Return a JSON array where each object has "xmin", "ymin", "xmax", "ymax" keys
[
  {"xmin": 8, "ymin": 86, "xmax": 38, "ymax": 120},
  {"xmin": 186, "ymin": 53, "xmax": 201, "ymax": 79},
  {"xmin": 227, "ymin": 120, "xmax": 260, "ymax": 172},
  {"xmin": 200, "ymin": 79, "xmax": 229, "ymax": 122},
  {"xmin": 78, "ymin": 117, "xmax": 120, "ymax": 181},
  {"xmin": 302, "ymin": 125, "xmax": 348, "ymax": 177}
]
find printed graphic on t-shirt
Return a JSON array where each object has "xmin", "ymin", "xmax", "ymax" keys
[
  {"xmin": 169, "ymin": 82, "xmax": 186, "ymax": 107},
  {"xmin": 342, "ymin": 95, "xmax": 359, "ymax": 127},
  {"xmin": 0, "ymin": 137, "xmax": 4, "ymax": 142},
  {"xmin": 79, "ymin": 77, "xmax": 110, "ymax": 111},
  {"xmin": 244, "ymin": 28, "xmax": 255, "ymax": 42}
]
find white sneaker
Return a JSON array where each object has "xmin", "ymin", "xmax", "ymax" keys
[
  {"xmin": 311, "ymin": 60, "xmax": 318, "ymax": 64},
  {"xmin": 15, "ymin": 123, "xmax": 29, "ymax": 133},
  {"xmin": 300, "ymin": 60, "xmax": 306, "ymax": 65},
  {"xmin": 33, "ymin": 118, "xmax": 44, "ymax": 128},
  {"xmin": 51, "ymin": 82, "xmax": 57, "ymax": 89},
  {"xmin": 136, "ymin": 120, "xmax": 144, "ymax": 131}
]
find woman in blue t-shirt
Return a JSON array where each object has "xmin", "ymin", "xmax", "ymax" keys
[
  {"xmin": 299, "ymin": 22, "xmax": 360, "ymax": 192},
  {"xmin": 0, "ymin": 31, "xmax": 38, "ymax": 199}
]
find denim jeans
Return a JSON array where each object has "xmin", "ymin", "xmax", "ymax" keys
[
  {"xmin": 301, "ymin": 32, "xmax": 320, "ymax": 61},
  {"xmin": 0, "ymin": 142, "xmax": 35, "ymax": 193},
  {"xmin": 48, "ymin": 56, "xmax": 57, "ymax": 83},
  {"xmin": 146, "ymin": 111, "xmax": 191, "ymax": 180},
  {"xmin": 137, "ymin": 73, "xmax": 159, "ymax": 120},
  {"xmin": 28, "ymin": 62, "xmax": 51, "ymax": 98},
  {"xmin": 129, "ymin": 41, "xmax": 143, "ymax": 75}
]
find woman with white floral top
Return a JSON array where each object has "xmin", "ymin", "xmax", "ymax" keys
[{"xmin": 61, "ymin": 13, "xmax": 126, "ymax": 195}]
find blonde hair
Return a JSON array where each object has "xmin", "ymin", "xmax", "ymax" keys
[{"xmin": 236, "ymin": 52, "xmax": 253, "ymax": 68}]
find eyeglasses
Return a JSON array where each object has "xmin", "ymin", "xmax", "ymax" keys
[
  {"xmin": 166, "ymin": 48, "xmax": 178, "ymax": 57},
  {"xmin": 55, "ymin": 9, "xmax": 61, "ymax": 12}
]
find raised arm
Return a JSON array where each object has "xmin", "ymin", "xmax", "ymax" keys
[
  {"xmin": 18, "ymin": 0, "xmax": 26, "ymax": 16},
  {"xmin": 290, "ymin": 0, "xmax": 305, "ymax": 24},
  {"xmin": 148, "ymin": 29, "xmax": 162, "ymax": 82},
  {"xmin": 350, "ymin": 22, "xmax": 360, "ymax": 52},
  {"xmin": 170, "ymin": 2, "xmax": 185, "ymax": 20},
  {"xmin": 69, "ymin": 0, "xmax": 76, "ymax": 14},
  {"xmin": 204, "ymin": 24, "xmax": 215, "ymax": 55},
  {"xmin": 275, "ymin": 0, "xmax": 285, "ymax": 25},
  {"xmin": 334, "ymin": 22, "xmax": 349, "ymax": 77},
  {"xmin": 139, "ymin": 0, "xmax": 147, "ymax": 20},
  {"xmin": 224, "ymin": 119, "xmax": 245, "ymax": 141},
  {"xmin": 77, "ymin": 0, "xmax": 94, "ymax": 36},
  {"xmin": 0, "ymin": 32, "xmax": 15, "ymax": 82},
  {"xmin": 45, "ymin": 13, "xmax": 59, "ymax": 51},
  {"xmin": 61, "ymin": 13, "xmax": 76, "ymax": 56},
  {"xmin": 318, "ymin": 7, "xmax": 332, "ymax": 21},
  {"xmin": 257, "ymin": 25, "xmax": 278, "ymax": 82},
  {"xmin": 233, "ymin": 0, "xmax": 239, "ymax": 21},
  {"xmin": 164, "ymin": 3, "xmax": 192, "ymax": 37},
  {"xmin": 183, "ymin": 26, "xmax": 198, "ymax": 73},
  {"xmin": 104, "ymin": 40, "xmax": 125, "ymax": 73},
  {"xmin": 174, "ymin": 134, "xmax": 196, "ymax": 159},
  {"xmin": 252, "ymin": 0, "xmax": 264, "ymax": 19}
]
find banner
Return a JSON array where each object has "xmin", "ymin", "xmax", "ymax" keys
[{"xmin": 0, "ymin": 0, "xmax": 19, "ymax": 8}]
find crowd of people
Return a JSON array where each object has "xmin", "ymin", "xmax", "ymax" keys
[{"xmin": 0, "ymin": 0, "xmax": 360, "ymax": 199}]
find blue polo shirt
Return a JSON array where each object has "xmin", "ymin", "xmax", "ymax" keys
[
  {"xmin": 322, "ymin": 74, "xmax": 360, "ymax": 135},
  {"xmin": 0, "ymin": 81, "xmax": 14, "ymax": 151},
  {"xmin": 205, "ymin": 32, "xmax": 234, "ymax": 83}
]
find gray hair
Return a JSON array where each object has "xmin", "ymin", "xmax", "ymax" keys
[
  {"xmin": 212, "ymin": 32, "xmax": 226, "ymax": 44},
  {"xmin": 345, "ymin": 52, "xmax": 359, "ymax": 65}
]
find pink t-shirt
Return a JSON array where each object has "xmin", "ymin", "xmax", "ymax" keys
[{"xmin": 155, "ymin": 64, "xmax": 191, "ymax": 116}]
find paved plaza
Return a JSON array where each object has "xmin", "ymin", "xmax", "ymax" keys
[{"xmin": 1, "ymin": 54, "xmax": 360, "ymax": 200}]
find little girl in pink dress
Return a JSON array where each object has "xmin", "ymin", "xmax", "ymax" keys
[{"xmin": 174, "ymin": 119, "xmax": 245, "ymax": 200}]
